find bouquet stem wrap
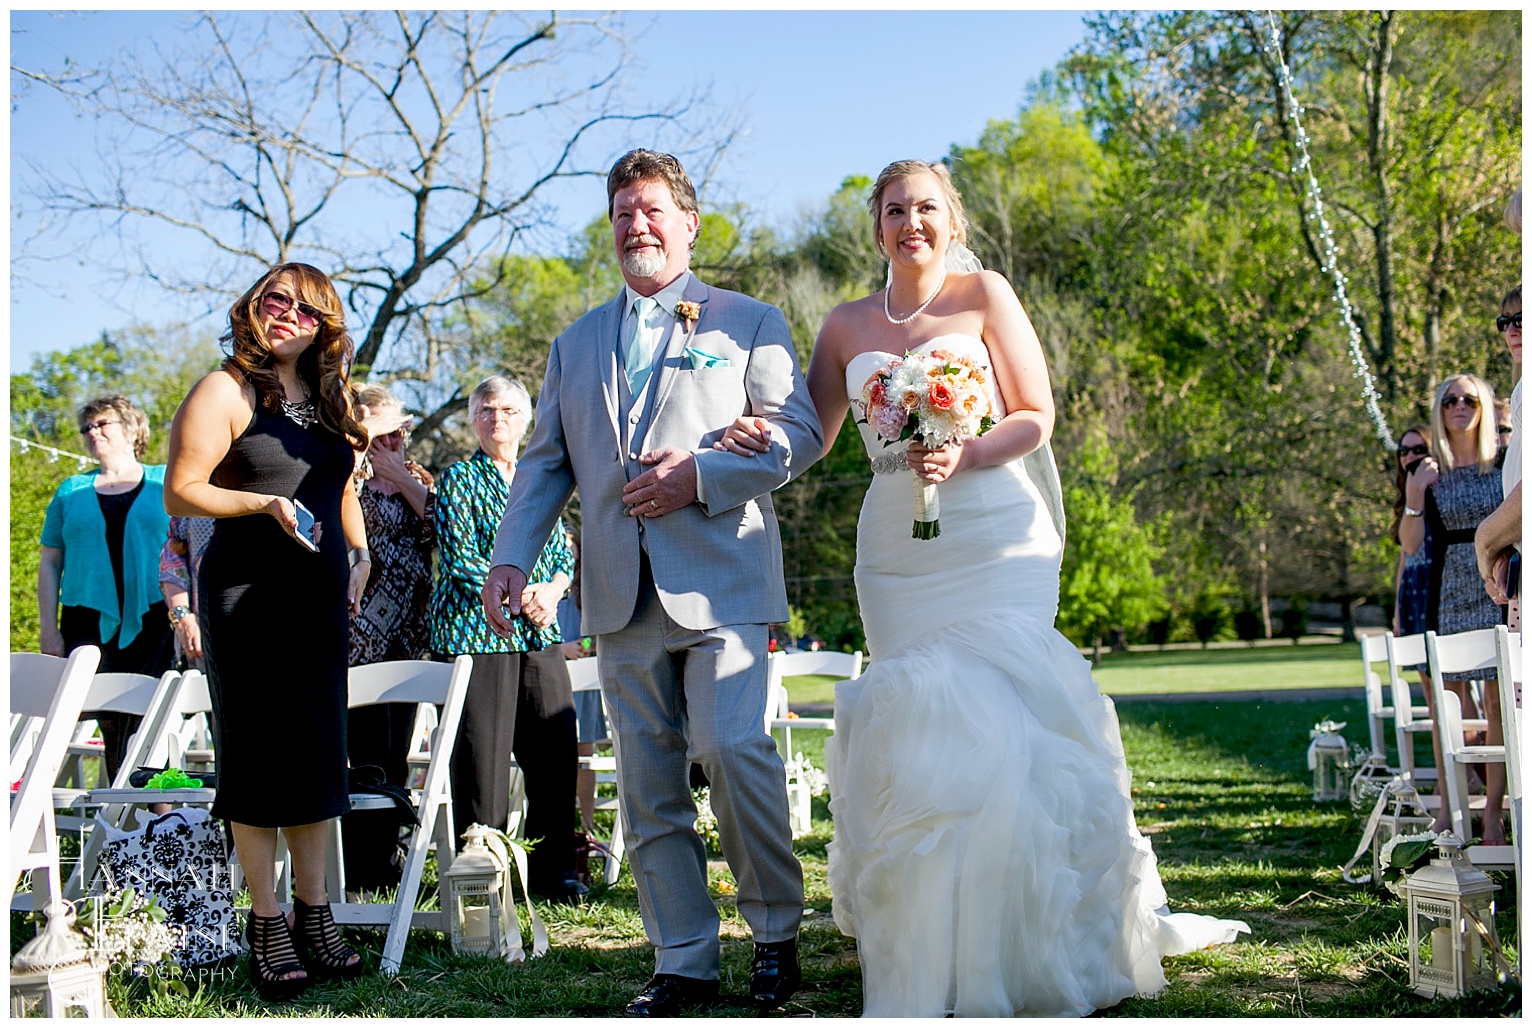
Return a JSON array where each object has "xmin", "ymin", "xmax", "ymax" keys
[{"xmin": 912, "ymin": 478, "xmax": 940, "ymax": 539}]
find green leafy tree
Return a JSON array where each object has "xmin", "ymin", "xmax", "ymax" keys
[{"xmin": 1056, "ymin": 431, "xmax": 1169, "ymax": 660}]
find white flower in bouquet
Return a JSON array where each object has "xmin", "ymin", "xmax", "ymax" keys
[{"xmin": 856, "ymin": 349, "xmax": 995, "ymax": 539}]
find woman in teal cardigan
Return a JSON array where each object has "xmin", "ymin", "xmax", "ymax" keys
[{"xmin": 38, "ymin": 393, "xmax": 174, "ymax": 776}]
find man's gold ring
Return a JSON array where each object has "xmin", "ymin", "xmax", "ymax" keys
[{"xmin": 650, "ymin": 499, "xmax": 659, "ymax": 511}]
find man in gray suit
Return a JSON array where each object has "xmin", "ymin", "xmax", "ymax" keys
[{"xmin": 482, "ymin": 150, "xmax": 822, "ymax": 1016}]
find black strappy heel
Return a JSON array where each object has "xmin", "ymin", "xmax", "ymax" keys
[
  {"xmin": 244, "ymin": 911, "xmax": 309, "ymax": 1001},
  {"xmin": 292, "ymin": 898, "xmax": 366, "ymax": 980}
]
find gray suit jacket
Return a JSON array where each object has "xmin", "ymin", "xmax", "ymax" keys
[{"xmin": 490, "ymin": 275, "xmax": 823, "ymax": 635}]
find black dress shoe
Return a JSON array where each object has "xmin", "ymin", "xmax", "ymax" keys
[
  {"xmin": 624, "ymin": 974, "xmax": 719, "ymax": 1017},
  {"xmin": 749, "ymin": 939, "xmax": 801, "ymax": 1010}
]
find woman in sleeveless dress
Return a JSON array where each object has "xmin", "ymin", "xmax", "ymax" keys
[
  {"xmin": 167, "ymin": 263, "xmax": 371, "ymax": 1000},
  {"xmin": 1401, "ymin": 373, "xmax": 1507, "ymax": 843},
  {"xmin": 721, "ymin": 160, "xmax": 1246, "ymax": 1016}
]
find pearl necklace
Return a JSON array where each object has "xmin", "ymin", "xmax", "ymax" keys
[{"xmin": 883, "ymin": 269, "xmax": 947, "ymax": 326}]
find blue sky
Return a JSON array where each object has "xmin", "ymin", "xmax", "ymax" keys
[{"xmin": 9, "ymin": 9, "xmax": 1090, "ymax": 372}]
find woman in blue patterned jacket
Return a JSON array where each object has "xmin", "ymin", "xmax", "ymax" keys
[{"xmin": 429, "ymin": 375, "xmax": 584, "ymax": 903}]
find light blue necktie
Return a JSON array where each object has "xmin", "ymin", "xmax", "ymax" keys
[{"xmin": 625, "ymin": 296, "xmax": 658, "ymax": 395}]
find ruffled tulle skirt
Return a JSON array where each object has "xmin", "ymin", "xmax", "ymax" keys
[{"xmin": 826, "ymin": 458, "xmax": 1247, "ymax": 1017}]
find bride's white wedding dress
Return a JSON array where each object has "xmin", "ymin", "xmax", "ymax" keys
[{"xmin": 826, "ymin": 335, "xmax": 1248, "ymax": 1018}]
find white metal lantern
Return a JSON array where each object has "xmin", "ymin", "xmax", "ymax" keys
[
  {"xmin": 9, "ymin": 901, "xmax": 110, "ymax": 1018},
  {"xmin": 1307, "ymin": 719, "xmax": 1351, "ymax": 803},
  {"xmin": 1372, "ymin": 785, "xmax": 1434, "ymax": 891},
  {"xmin": 1402, "ymin": 833, "xmax": 1503, "ymax": 998},
  {"xmin": 1349, "ymin": 754, "xmax": 1394, "ymax": 813},
  {"xmin": 443, "ymin": 823, "xmax": 509, "ymax": 957}
]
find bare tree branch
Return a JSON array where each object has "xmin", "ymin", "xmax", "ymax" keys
[{"xmin": 12, "ymin": 9, "xmax": 735, "ymax": 428}]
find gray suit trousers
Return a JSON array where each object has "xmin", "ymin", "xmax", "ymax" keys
[{"xmin": 597, "ymin": 557, "xmax": 803, "ymax": 978}]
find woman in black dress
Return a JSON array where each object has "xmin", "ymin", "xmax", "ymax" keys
[{"xmin": 166, "ymin": 263, "xmax": 370, "ymax": 1000}]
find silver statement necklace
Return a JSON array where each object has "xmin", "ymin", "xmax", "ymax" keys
[
  {"xmin": 883, "ymin": 269, "xmax": 947, "ymax": 326},
  {"xmin": 280, "ymin": 393, "xmax": 318, "ymax": 429}
]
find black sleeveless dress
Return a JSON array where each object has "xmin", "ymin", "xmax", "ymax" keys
[{"xmin": 199, "ymin": 406, "xmax": 354, "ymax": 827}]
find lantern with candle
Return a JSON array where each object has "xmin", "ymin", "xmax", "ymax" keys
[
  {"xmin": 1400, "ymin": 833, "xmax": 1504, "ymax": 998},
  {"xmin": 9, "ymin": 901, "xmax": 110, "ymax": 1018},
  {"xmin": 443, "ymin": 824, "xmax": 510, "ymax": 958},
  {"xmin": 1307, "ymin": 719, "xmax": 1351, "ymax": 803}
]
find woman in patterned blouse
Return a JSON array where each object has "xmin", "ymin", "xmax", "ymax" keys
[
  {"xmin": 344, "ymin": 384, "xmax": 436, "ymax": 894},
  {"xmin": 428, "ymin": 375, "xmax": 584, "ymax": 902}
]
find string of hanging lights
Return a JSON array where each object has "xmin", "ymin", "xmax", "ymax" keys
[
  {"xmin": 1263, "ymin": 11, "xmax": 1396, "ymax": 451},
  {"xmin": 10, "ymin": 436, "xmax": 96, "ymax": 470}
]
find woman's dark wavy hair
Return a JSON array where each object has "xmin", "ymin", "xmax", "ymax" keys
[
  {"xmin": 1390, "ymin": 423, "xmax": 1431, "ymax": 546},
  {"xmin": 221, "ymin": 263, "xmax": 365, "ymax": 449}
]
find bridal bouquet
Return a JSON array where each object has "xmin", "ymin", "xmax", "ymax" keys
[{"xmin": 857, "ymin": 349, "xmax": 995, "ymax": 539}]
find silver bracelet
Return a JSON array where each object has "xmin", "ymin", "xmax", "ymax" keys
[
  {"xmin": 348, "ymin": 546, "xmax": 372, "ymax": 568},
  {"xmin": 1403, "ymin": 506, "xmax": 1423, "ymax": 518}
]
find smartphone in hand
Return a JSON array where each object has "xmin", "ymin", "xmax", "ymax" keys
[{"xmin": 292, "ymin": 499, "xmax": 320, "ymax": 552}]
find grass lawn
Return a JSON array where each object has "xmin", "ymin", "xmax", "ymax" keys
[{"xmin": 20, "ymin": 650, "xmax": 1518, "ymax": 1017}]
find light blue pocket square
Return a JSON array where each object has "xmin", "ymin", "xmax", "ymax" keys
[{"xmin": 684, "ymin": 345, "xmax": 731, "ymax": 370}]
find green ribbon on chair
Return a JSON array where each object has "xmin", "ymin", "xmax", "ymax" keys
[{"xmin": 142, "ymin": 768, "xmax": 203, "ymax": 790}]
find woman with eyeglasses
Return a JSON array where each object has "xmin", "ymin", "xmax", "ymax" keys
[
  {"xmin": 428, "ymin": 374, "xmax": 584, "ymax": 903},
  {"xmin": 166, "ymin": 263, "xmax": 371, "ymax": 999},
  {"xmin": 38, "ymin": 393, "xmax": 175, "ymax": 779},
  {"xmin": 1400, "ymin": 372, "xmax": 1506, "ymax": 843}
]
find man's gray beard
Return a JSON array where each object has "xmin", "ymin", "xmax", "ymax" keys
[{"xmin": 622, "ymin": 248, "xmax": 666, "ymax": 279}]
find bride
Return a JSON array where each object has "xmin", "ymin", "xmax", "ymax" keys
[{"xmin": 719, "ymin": 159, "xmax": 1247, "ymax": 1017}]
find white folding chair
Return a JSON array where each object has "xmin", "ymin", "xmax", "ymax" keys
[
  {"xmin": 764, "ymin": 650, "xmax": 859, "ymax": 758},
  {"xmin": 1358, "ymin": 633, "xmax": 1395, "ymax": 765},
  {"xmin": 52, "ymin": 670, "xmax": 181, "ymax": 827},
  {"xmin": 164, "ymin": 670, "xmax": 216, "ymax": 775},
  {"xmin": 1494, "ymin": 626, "xmax": 1522, "ymax": 891},
  {"xmin": 7, "ymin": 647, "xmax": 102, "ymax": 914},
  {"xmin": 314, "ymin": 656, "xmax": 473, "ymax": 975},
  {"xmin": 59, "ymin": 668, "xmax": 188, "ymax": 897},
  {"xmin": 565, "ymin": 655, "xmax": 626, "ymax": 886},
  {"xmin": 771, "ymin": 648, "xmax": 864, "ymax": 682},
  {"xmin": 1425, "ymin": 629, "xmax": 1512, "ymax": 870},
  {"xmin": 1384, "ymin": 633, "xmax": 1438, "ymax": 801},
  {"xmin": 79, "ymin": 670, "xmax": 237, "ymax": 895}
]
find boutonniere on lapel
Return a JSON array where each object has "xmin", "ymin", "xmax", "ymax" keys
[
  {"xmin": 675, "ymin": 299, "xmax": 729, "ymax": 369},
  {"xmin": 673, "ymin": 299, "xmax": 701, "ymax": 328}
]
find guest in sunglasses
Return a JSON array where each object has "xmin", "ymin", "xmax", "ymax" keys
[
  {"xmin": 1401, "ymin": 372, "xmax": 1506, "ymax": 842},
  {"xmin": 166, "ymin": 263, "xmax": 371, "ymax": 998}
]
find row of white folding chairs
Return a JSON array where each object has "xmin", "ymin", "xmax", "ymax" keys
[
  {"xmin": 8, "ymin": 647, "xmax": 103, "ymax": 914},
  {"xmin": 81, "ymin": 657, "xmax": 473, "ymax": 975},
  {"xmin": 14, "ymin": 651, "xmax": 473, "ymax": 975},
  {"xmin": 11, "ymin": 651, "xmax": 199, "ymax": 911},
  {"xmin": 1368, "ymin": 628, "xmax": 1520, "ymax": 873}
]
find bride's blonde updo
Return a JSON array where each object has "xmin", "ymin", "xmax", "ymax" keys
[{"xmin": 867, "ymin": 160, "xmax": 970, "ymax": 260}]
